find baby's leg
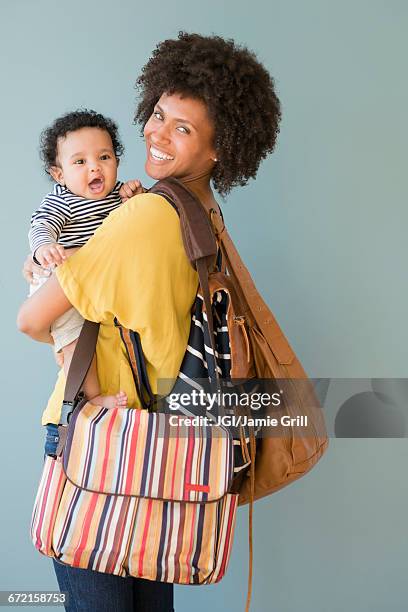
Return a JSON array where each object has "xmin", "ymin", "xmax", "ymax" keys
[{"xmin": 61, "ymin": 341, "xmax": 127, "ymax": 409}]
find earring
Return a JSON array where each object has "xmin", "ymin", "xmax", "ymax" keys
[{"xmin": 212, "ymin": 158, "xmax": 218, "ymax": 162}]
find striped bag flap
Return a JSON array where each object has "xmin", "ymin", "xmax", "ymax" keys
[{"xmin": 62, "ymin": 402, "xmax": 234, "ymax": 503}]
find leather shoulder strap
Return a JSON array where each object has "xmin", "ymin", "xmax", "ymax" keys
[
  {"xmin": 60, "ymin": 320, "xmax": 100, "ymax": 425},
  {"xmin": 149, "ymin": 178, "xmax": 218, "ymax": 268}
]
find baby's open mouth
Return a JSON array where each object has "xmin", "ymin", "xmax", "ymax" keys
[{"xmin": 89, "ymin": 178, "xmax": 104, "ymax": 193}]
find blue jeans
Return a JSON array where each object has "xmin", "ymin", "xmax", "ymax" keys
[
  {"xmin": 44, "ymin": 423, "xmax": 59, "ymax": 457},
  {"xmin": 44, "ymin": 426, "xmax": 175, "ymax": 612}
]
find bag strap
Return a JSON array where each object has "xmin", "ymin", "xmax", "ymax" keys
[
  {"xmin": 210, "ymin": 208, "xmax": 298, "ymax": 370},
  {"xmin": 114, "ymin": 320, "xmax": 155, "ymax": 411},
  {"xmin": 149, "ymin": 179, "xmax": 221, "ymax": 384},
  {"xmin": 150, "ymin": 177, "xmax": 218, "ymax": 265},
  {"xmin": 245, "ymin": 427, "xmax": 256, "ymax": 612},
  {"xmin": 196, "ymin": 258, "xmax": 220, "ymax": 384},
  {"xmin": 59, "ymin": 320, "xmax": 100, "ymax": 426}
]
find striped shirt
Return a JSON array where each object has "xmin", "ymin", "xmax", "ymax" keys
[{"xmin": 29, "ymin": 181, "xmax": 123, "ymax": 254}]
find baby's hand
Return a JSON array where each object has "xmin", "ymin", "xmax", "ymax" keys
[
  {"xmin": 35, "ymin": 242, "xmax": 67, "ymax": 267},
  {"xmin": 22, "ymin": 254, "xmax": 51, "ymax": 284},
  {"xmin": 119, "ymin": 179, "xmax": 146, "ymax": 203}
]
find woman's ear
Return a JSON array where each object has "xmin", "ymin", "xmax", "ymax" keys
[{"xmin": 49, "ymin": 166, "xmax": 65, "ymax": 185}]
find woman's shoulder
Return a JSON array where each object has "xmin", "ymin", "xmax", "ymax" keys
[
  {"xmin": 112, "ymin": 192, "xmax": 177, "ymax": 224},
  {"xmin": 96, "ymin": 191, "xmax": 180, "ymax": 245}
]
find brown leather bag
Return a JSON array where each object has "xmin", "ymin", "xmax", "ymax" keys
[
  {"xmin": 150, "ymin": 178, "xmax": 328, "ymax": 611},
  {"xmin": 211, "ymin": 212, "xmax": 329, "ymax": 503}
]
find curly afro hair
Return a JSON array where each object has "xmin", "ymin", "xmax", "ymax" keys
[
  {"xmin": 135, "ymin": 32, "xmax": 281, "ymax": 196},
  {"xmin": 40, "ymin": 109, "xmax": 124, "ymax": 176}
]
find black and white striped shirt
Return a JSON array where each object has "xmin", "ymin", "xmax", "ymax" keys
[{"xmin": 29, "ymin": 181, "xmax": 123, "ymax": 254}]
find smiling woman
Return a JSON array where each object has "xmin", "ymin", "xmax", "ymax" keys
[
  {"xmin": 144, "ymin": 93, "xmax": 217, "ymax": 182},
  {"xmin": 18, "ymin": 31, "xmax": 282, "ymax": 612},
  {"xmin": 135, "ymin": 32, "xmax": 281, "ymax": 196}
]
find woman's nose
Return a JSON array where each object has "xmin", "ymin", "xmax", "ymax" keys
[{"xmin": 151, "ymin": 123, "xmax": 171, "ymax": 145}]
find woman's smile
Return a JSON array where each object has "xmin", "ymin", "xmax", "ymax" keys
[{"xmin": 148, "ymin": 144, "xmax": 175, "ymax": 162}]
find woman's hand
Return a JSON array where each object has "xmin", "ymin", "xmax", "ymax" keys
[
  {"xmin": 22, "ymin": 254, "xmax": 51, "ymax": 284},
  {"xmin": 119, "ymin": 179, "xmax": 146, "ymax": 203}
]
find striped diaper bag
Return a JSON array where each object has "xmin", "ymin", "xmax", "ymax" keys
[{"xmin": 31, "ymin": 320, "xmax": 238, "ymax": 585}]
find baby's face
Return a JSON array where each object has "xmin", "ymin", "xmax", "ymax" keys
[{"xmin": 51, "ymin": 127, "xmax": 118, "ymax": 199}]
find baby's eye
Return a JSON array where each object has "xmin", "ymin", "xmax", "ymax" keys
[
  {"xmin": 100, "ymin": 154, "xmax": 111, "ymax": 160},
  {"xmin": 74, "ymin": 159, "xmax": 85, "ymax": 165}
]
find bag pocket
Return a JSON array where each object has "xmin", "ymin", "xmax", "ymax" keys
[
  {"xmin": 30, "ymin": 456, "xmax": 67, "ymax": 557},
  {"xmin": 52, "ymin": 479, "xmax": 238, "ymax": 585},
  {"xmin": 127, "ymin": 493, "xmax": 238, "ymax": 585}
]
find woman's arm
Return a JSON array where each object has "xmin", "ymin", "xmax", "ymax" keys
[{"xmin": 17, "ymin": 274, "xmax": 72, "ymax": 342}]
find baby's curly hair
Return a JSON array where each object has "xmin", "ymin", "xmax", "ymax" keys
[
  {"xmin": 40, "ymin": 109, "xmax": 124, "ymax": 175},
  {"xmin": 135, "ymin": 32, "xmax": 281, "ymax": 196}
]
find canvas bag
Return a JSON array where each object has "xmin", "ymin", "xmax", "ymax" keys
[{"xmin": 31, "ymin": 320, "xmax": 239, "ymax": 586}]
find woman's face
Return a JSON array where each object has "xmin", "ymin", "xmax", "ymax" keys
[{"xmin": 143, "ymin": 92, "xmax": 216, "ymax": 182}]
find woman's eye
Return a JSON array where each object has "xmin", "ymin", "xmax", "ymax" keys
[
  {"xmin": 74, "ymin": 159, "xmax": 85, "ymax": 165},
  {"xmin": 177, "ymin": 126, "xmax": 190, "ymax": 134},
  {"xmin": 153, "ymin": 111, "xmax": 163, "ymax": 120}
]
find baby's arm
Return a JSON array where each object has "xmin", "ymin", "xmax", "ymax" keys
[
  {"xmin": 29, "ymin": 190, "xmax": 71, "ymax": 267},
  {"xmin": 35, "ymin": 244, "xmax": 81, "ymax": 266}
]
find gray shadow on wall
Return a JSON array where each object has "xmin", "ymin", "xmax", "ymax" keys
[{"xmin": 334, "ymin": 379, "xmax": 407, "ymax": 437}]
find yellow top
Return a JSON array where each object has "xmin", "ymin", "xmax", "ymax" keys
[{"xmin": 42, "ymin": 193, "xmax": 198, "ymax": 425}]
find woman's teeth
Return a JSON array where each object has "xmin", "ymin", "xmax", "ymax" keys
[{"xmin": 150, "ymin": 146, "xmax": 174, "ymax": 161}]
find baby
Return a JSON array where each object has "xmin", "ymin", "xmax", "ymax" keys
[{"xmin": 29, "ymin": 109, "xmax": 142, "ymax": 409}]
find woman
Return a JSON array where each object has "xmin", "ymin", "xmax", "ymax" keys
[{"xmin": 19, "ymin": 32, "xmax": 281, "ymax": 612}]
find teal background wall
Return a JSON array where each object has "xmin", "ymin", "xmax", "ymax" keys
[{"xmin": 1, "ymin": 1, "xmax": 407, "ymax": 610}]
